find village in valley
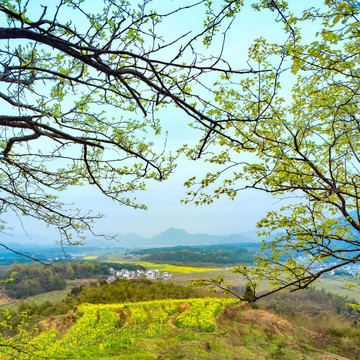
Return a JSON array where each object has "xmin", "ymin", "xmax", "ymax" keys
[{"xmin": 106, "ymin": 267, "xmax": 172, "ymax": 283}]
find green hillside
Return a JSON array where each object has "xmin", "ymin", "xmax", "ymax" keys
[{"xmin": 1, "ymin": 297, "xmax": 353, "ymax": 359}]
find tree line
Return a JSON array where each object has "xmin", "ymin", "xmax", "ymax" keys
[
  {"xmin": 139, "ymin": 248, "xmax": 255, "ymax": 265},
  {"xmin": 0, "ymin": 261, "xmax": 145, "ymax": 298},
  {"xmin": 69, "ymin": 279, "xmax": 200, "ymax": 305}
]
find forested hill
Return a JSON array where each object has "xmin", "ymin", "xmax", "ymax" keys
[
  {"xmin": 0, "ymin": 261, "xmax": 145, "ymax": 299},
  {"xmin": 129, "ymin": 244, "xmax": 260, "ymax": 265}
]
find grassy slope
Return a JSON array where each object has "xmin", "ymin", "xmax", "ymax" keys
[
  {"xmin": 6, "ymin": 298, "xmax": 352, "ymax": 360},
  {"xmin": 316, "ymin": 275, "xmax": 360, "ymax": 302}
]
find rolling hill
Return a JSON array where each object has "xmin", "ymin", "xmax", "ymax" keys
[{"xmin": 3, "ymin": 298, "xmax": 352, "ymax": 359}]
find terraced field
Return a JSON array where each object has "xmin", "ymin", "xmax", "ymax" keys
[{"xmin": 0, "ymin": 298, "xmax": 348, "ymax": 359}]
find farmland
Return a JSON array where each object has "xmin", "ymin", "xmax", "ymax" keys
[
  {"xmin": 1, "ymin": 298, "xmax": 237, "ymax": 359},
  {"xmin": 0, "ymin": 261, "xmax": 359, "ymax": 359},
  {"xmin": 82, "ymin": 256, "xmax": 99, "ymax": 260},
  {"xmin": 1, "ymin": 297, "xmax": 353, "ymax": 359},
  {"xmin": 106, "ymin": 260, "xmax": 222, "ymax": 273}
]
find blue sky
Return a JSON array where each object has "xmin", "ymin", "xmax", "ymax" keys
[{"xmin": 0, "ymin": 0, "xmax": 316, "ymax": 242}]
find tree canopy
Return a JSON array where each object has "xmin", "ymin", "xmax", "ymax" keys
[
  {"xmin": 0, "ymin": 0, "xmax": 256, "ymax": 244},
  {"xmin": 185, "ymin": 0, "xmax": 360, "ymax": 299},
  {"xmin": 1, "ymin": 0, "xmax": 360, "ymax": 299}
]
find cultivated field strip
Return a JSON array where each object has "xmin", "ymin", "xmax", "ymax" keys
[{"xmin": 1, "ymin": 298, "xmax": 237, "ymax": 359}]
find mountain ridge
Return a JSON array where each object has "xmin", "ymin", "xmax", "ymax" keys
[{"xmin": 2, "ymin": 227, "xmax": 262, "ymax": 248}]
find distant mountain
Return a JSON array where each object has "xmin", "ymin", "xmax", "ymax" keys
[
  {"xmin": 223, "ymin": 233, "xmax": 260, "ymax": 244},
  {"xmin": 72, "ymin": 228, "xmax": 263, "ymax": 248},
  {"xmin": 241, "ymin": 230, "xmax": 261, "ymax": 241},
  {"xmin": 118, "ymin": 233, "xmax": 148, "ymax": 247},
  {"xmin": 83, "ymin": 236, "xmax": 126, "ymax": 248},
  {"xmin": 85, "ymin": 233, "xmax": 148, "ymax": 248},
  {"xmin": 148, "ymin": 227, "xmax": 226, "ymax": 247},
  {"xmin": 0, "ymin": 227, "xmax": 263, "ymax": 249},
  {"xmin": 0, "ymin": 233, "xmax": 56, "ymax": 246}
]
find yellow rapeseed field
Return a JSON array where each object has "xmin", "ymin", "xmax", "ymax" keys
[
  {"xmin": 107, "ymin": 260, "xmax": 222, "ymax": 273},
  {"xmin": 82, "ymin": 255, "xmax": 99, "ymax": 260},
  {"xmin": 1, "ymin": 298, "xmax": 238, "ymax": 359}
]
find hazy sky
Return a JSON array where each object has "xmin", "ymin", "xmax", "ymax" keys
[{"xmin": 1, "ymin": 1, "xmax": 314, "ymax": 242}]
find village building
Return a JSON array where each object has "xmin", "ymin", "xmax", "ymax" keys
[{"xmin": 106, "ymin": 267, "xmax": 172, "ymax": 283}]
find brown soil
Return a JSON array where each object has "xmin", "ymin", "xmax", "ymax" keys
[
  {"xmin": 178, "ymin": 302, "xmax": 192, "ymax": 313},
  {"xmin": 38, "ymin": 311, "xmax": 78, "ymax": 333},
  {"xmin": 0, "ymin": 292, "xmax": 18, "ymax": 306},
  {"xmin": 322, "ymin": 355, "xmax": 349, "ymax": 360},
  {"xmin": 168, "ymin": 302, "xmax": 192, "ymax": 329},
  {"xmin": 241, "ymin": 308, "xmax": 293, "ymax": 336}
]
